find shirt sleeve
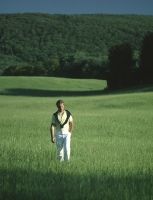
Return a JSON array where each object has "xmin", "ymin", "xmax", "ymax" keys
[{"xmin": 69, "ymin": 115, "xmax": 73, "ymax": 122}]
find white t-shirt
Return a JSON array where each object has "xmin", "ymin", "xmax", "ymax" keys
[{"xmin": 51, "ymin": 110, "xmax": 73, "ymax": 134}]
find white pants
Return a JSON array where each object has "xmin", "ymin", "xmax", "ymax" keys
[{"xmin": 56, "ymin": 132, "xmax": 71, "ymax": 161}]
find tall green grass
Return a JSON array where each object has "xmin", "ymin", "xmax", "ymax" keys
[{"xmin": 0, "ymin": 77, "xmax": 153, "ymax": 200}]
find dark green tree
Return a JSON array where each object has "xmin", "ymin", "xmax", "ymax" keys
[
  {"xmin": 139, "ymin": 32, "xmax": 153, "ymax": 84},
  {"xmin": 107, "ymin": 43, "xmax": 134, "ymax": 89}
]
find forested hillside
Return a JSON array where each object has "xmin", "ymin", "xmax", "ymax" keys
[{"xmin": 0, "ymin": 13, "xmax": 153, "ymax": 77}]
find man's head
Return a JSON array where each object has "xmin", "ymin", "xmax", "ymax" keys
[{"xmin": 56, "ymin": 99, "xmax": 65, "ymax": 112}]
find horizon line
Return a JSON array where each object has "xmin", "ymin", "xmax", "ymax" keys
[{"xmin": 0, "ymin": 11, "xmax": 153, "ymax": 17}]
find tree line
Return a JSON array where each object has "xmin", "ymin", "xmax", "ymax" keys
[{"xmin": 0, "ymin": 13, "xmax": 153, "ymax": 89}]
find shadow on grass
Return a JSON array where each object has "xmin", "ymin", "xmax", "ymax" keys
[
  {"xmin": 0, "ymin": 88, "xmax": 105, "ymax": 97},
  {"xmin": 0, "ymin": 167, "xmax": 152, "ymax": 200},
  {"xmin": 0, "ymin": 85, "xmax": 153, "ymax": 97}
]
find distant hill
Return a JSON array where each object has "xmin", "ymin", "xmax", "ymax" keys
[{"xmin": 0, "ymin": 13, "xmax": 153, "ymax": 74}]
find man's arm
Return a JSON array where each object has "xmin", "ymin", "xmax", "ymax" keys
[
  {"xmin": 50, "ymin": 124, "xmax": 56, "ymax": 143},
  {"xmin": 69, "ymin": 121, "xmax": 73, "ymax": 133}
]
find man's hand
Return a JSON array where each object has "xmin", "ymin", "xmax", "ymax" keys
[{"xmin": 51, "ymin": 137, "xmax": 56, "ymax": 143}]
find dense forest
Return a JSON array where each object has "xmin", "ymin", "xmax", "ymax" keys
[{"xmin": 0, "ymin": 13, "xmax": 153, "ymax": 85}]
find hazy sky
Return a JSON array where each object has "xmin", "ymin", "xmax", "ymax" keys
[{"xmin": 0, "ymin": 0, "xmax": 153, "ymax": 15}]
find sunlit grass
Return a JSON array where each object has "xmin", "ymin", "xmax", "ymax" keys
[{"xmin": 0, "ymin": 77, "xmax": 153, "ymax": 200}]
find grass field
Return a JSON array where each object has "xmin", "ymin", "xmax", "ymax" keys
[{"xmin": 0, "ymin": 76, "xmax": 153, "ymax": 200}]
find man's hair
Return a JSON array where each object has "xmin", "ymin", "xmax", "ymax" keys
[{"xmin": 56, "ymin": 99, "xmax": 64, "ymax": 106}]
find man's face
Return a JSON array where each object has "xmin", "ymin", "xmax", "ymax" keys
[{"xmin": 57, "ymin": 103, "xmax": 65, "ymax": 111}]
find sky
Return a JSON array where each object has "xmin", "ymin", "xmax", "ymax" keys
[{"xmin": 0, "ymin": 0, "xmax": 153, "ymax": 15}]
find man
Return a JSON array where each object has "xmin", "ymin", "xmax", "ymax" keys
[{"xmin": 50, "ymin": 99, "xmax": 73, "ymax": 161}]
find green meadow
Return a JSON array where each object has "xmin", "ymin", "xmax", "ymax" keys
[{"xmin": 0, "ymin": 76, "xmax": 153, "ymax": 200}]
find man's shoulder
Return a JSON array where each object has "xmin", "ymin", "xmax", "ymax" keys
[
  {"xmin": 53, "ymin": 111, "xmax": 58, "ymax": 116},
  {"xmin": 65, "ymin": 110, "xmax": 72, "ymax": 116}
]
